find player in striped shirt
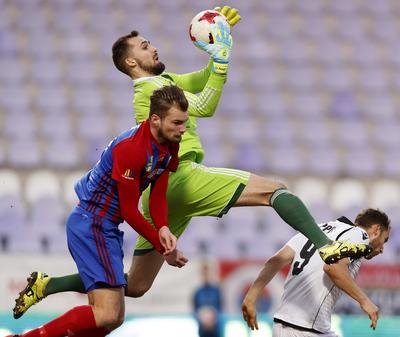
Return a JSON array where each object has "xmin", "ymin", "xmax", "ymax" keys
[
  {"xmin": 13, "ymin": 8, "xmax": 371, "ymax": 319},
  {"xmin": 242, "ymin": 208, "xmax": 391, "ymax": 337},
  {"xmin": 9, "ymin": 85, "xmax": 188, "ymax": 337}
]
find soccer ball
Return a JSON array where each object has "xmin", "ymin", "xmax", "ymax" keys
[{"xmin": 189, "ymin": 10, "xmax": 230, "ymax": 44}]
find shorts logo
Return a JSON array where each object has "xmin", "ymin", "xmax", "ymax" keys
[{"xmin": 122, "ymin": 169, "xmax": 135, "ymax": 180}]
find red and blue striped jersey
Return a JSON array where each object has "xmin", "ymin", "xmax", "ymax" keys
[{"xmin": 75, "ymin": 120, "xmax": 179, "ymax": 225}]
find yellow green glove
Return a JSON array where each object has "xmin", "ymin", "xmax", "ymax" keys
[{"xmin": 214, "ymin": 6, "xmax": 241, "ymax": 27}]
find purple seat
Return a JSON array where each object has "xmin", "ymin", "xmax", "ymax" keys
[
  {"xmin": 381, "ymin": 150, "xmax": 400, "ymax": 177},
  {"xmin": 290, "ymin": 93, "xmax": 324, "ymax": 120},
  {"xmin": 262, "ymin": 119, "xmax": 294, "ymax": 146},
  {"xmin": 218, "ymin": 88, "xmax": 251, "ymax": 117},
  {"xmin": 334, "ymin": 121, "xmax": 369, "ymax": 149},
  {"xmin": 280, "ymin": 39, "xmax": 309, "ymax": 64},
  {"xmin": 364, "ymin": 0, "xmax": 392, "ymax": 16},
  {"xmin": 362, "ymin": 94, "xmax": 396, "ymax": 122},
  {"xmin": 62, "ymin": 34, "xmax": 92, "ymax": 58},
  {"xmin": 316, "ymin": 41, "xmax": 344, "ymax": 66},
  {"xmin": 255, "ymin": 91, "xmax": 288, "ymax": 118},
  {"xmin": 227, "ymin": 117, "xmax": 259, "ymax": 144},
  {"xmin": 8, "ymin": 137, "xmax": 42, "ymax": 168},
  {"xmin": 330, "ymin": 92, "xmax": 361, "ymax": 120},
  {"xmin": 30, "ymin": 58, "xmax": 62, "ymax": 84},
  {"xmin": 306, "ymin": 146, "xmax": 340, "ymax": 177},
  {"xmin": 1, "ymin": 85, "xmax": 30, "ymax": 112},
  {"xmin": 327, "ymin": 0, "xmax": 358, "ymax": 15},
  {"xmin": 40, "ymin": 114, "xmax": 72, "ymax": 139},
  {"xmin": 72, "ymin": 85, "xmax": 103, "ymax": 113},
  {"xmin": 0, "ymin": 57, "xmax": 25, "ymax": 84},
  {"xmin": 35, "ymin": 86, "xmax": 68, "ymax": 115},
  {"xmin": 78, "ymin": 112, "xmax": 110, "ymax": 140},
  {"xmin": 286, "ymin": 65, "xmax": 316, "ymax": 91},
  {"xmin": 201, "ymin": 144, "xmax": 231, "ymax": 168},
  {"xmin": 66, "ymin": 59, "xmax": 99, "ymax": 85},
  {"xmin": 372, "ymin": 123, "xmax": 400, "ymax": 150},
  {"xmin": 0, "ymin": 196, "xmax": 27, "ymax": 252},
  {"xmin": 336, "ymin": 19, "xmax": 365, "ymax": 42},
  {"xmin": 321, "ymin": 65, "xmax": 352, "ymax": 90},
  {"xmin": 299, "ymin": 120, "xmax": 332, "ymax": 147},
  {"xmin": 351, "ymin": 41, "xmax": 381, "ymax": 68},
  {"xmin": 26, "ymin": 30, "xmax": 56, "ymax": 58},
  {"xmin": 4, "ymin": 112, "xmax": 36, "ymax": 139},
  {"xmin": 46, "ymin": 137, "xmax": 79, "ymax": 168},
  {"xmin": 249, "ymin": 63, "xmax": 282, "ymax": 91},
  {"xmin": 232, "ymin": 142, "xmax": 267, "ymax": 173},
  {"xmin": 342, "ymin": 148, "xmax": 377, "ymax": 177},
  {"xmin": 295, "ymin": 0, "xmax": 324, "ymax": 15},
  {"xmin": 268, "ymin": 145, "xmax": 304, "ymax": 176}
]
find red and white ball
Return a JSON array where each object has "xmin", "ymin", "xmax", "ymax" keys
[{"xmin": 189, "ymin": 10, "xmax": 230, "ymax": 44}]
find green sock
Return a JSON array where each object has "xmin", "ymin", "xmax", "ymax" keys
[
  {"xmin": 45, "ymin": 274, "xmax": 86, "ymax": 296},
  {"xmin": 270, "ymin": 189, "xmax": 332, "ymax": 248},
  {"xmin": 45, "ymin": 273, "xmax": 130, "ymax": 296}
]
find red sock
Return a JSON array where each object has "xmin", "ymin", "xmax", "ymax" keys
[
  {"xmin": 20, "ymin": 305, "xmax": 98, "ymax": 337},
  {"xmin": 73, "ymin": 328, "xmax": 109, "ymax": 337}
]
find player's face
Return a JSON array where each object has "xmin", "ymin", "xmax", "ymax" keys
[
  {"xmin": 129, "ymin": 36, "xmax": 165, "ymax": 75},
  {"xmin": 365, "ymin": 227, "xmax": 390, "ymax": 259},
  {"xmin": 158, "ymin": 106, "xmax": 188, "ymax": 143}
]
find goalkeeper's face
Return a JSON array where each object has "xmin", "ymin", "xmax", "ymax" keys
[{"xmin": 130, "ymin": 36, "xmax": 165, "ymax": 75}]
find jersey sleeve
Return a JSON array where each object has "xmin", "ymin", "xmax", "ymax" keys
[
  {"xmin": 164, "ymin": 59, "xmax": 213, "ymax": 94},
  {"xmin": 117, "ymin": 180, "xmax": 164, "ymax": 253},
  {"xmin": 111, "ymin": 141, "xmax": 143, "ymax": 186},
  {"xmin": 184, "ymin": 71, "xmax": 227, "ymax": 118}
]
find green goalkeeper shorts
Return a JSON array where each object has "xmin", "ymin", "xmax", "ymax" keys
[{"xmin": 134, "ymin": 157, "xmax": 250, "ymax": 254}]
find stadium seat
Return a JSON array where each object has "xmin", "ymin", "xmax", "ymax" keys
[{"xmin": 330, "ymin": 179, "xmax": 367, "ymax": 212}]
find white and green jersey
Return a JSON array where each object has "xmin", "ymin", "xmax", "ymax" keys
[{"xmin": 133, "ymin": 60, "xmax": 226, "ymax": 164}]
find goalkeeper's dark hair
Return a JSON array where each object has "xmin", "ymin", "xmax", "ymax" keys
[
  {"xmin": 112, "ymin": 30, "xmax": 139, "ymax": 76},
  {"xmin": 355, "ymin": 208, "xmax": 391, "ymax": 232},
  {"xmin": 150, "ymin": 85, "xmax": 188, "ymax": 119}
]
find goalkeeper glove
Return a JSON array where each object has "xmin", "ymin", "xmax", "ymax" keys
[
  {"xmin": 194, "ymin": 21, "xmax": 233, "ymax": 74},
  {"xmin": 214, "ymin": 6, "xmax": 241, "ymax": 27}
]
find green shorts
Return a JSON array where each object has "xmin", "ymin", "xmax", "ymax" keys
[{"xmin": 134, "ymin": 158, "xmax": 250, "ymax": 254}]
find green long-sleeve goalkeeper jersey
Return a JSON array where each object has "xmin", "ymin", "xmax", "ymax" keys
[{"xmin": 133, "ymin": 62, "xmax": 226, "ymax": 164}]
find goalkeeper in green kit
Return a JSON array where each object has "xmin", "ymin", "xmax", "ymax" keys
[{"xmin": 13, "ymin": 6, "xmax": 372, "ymax": 319}]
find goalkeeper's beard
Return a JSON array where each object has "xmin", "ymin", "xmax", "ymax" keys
[{"xmin": 135, "ymin": 58, "xmax": 165, "ymax": 75}]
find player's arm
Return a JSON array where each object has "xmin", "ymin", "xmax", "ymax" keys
[
  {"xmin": 242, "ymin": 245, "xmax": 295, "ymax": 330},
  {"xmin": 323, "ymin": 260, "xmax": 379, "ymax": 330},
  {"xmin": 165, "ymin": 59, "xmax": 213, "ymax": 94},
  {"xmin": 148, "ymin": 169, "xmax": 176, "ymax": 254},
  {"xmin": 167, "ymin": 6, "xmax": 241, "ymax": 93},
  {"xmin": 117, "ymin": 180, "xmax": 166, "ymax": 254}
]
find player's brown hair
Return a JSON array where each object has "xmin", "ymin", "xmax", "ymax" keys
[
  {"xmin": 355, "ymin": 208, "xmax": 391, "ymax": 232},
  {"xmin": 150, "ymin": 85, "xmax": 188, "ymax": 119},
  {"xmin": 112, "ymin": 30, "xmax": 139, "ymax": 76}
]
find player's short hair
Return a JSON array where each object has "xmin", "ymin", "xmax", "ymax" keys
[
  {"xmin": 150, "ymin": 85, "xmax": 188, "ymax": 119},
  {"xmin": 112, "ymin": 30, "xmax": 139, "ymax": 76},
  {"xmin": 355, "ymin": 208, "xmax": 391, "ymax": 232}
]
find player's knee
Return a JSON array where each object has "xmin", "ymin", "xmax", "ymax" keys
[
  {"xmin": 100, "ymin": 310, "xmax": 125, "ymax": 330},
  {"xmin": 273, "ymin": 181, "xmax": 287, "ymax": 191}
]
